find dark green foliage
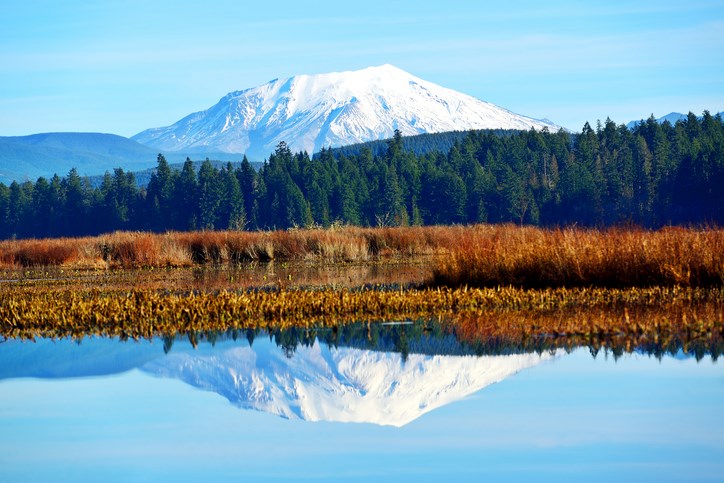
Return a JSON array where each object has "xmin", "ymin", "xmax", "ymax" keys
[
  {"xmin": 197, "ymin": 159, "xmax": 222, "ymax": 230},
  {"xmin": 176, "ymin": 158, "xmax": 199, "ymax": 230},
  {"xmin": 319, "ymin": 129, "xmax": 517, "ymax": 159},
  {"xmin": 1, "ymin": 112, "xmax": 722, "ymax": 239}
]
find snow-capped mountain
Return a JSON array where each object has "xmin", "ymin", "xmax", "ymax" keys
[
  {"xmin": 142, "ymin": 341, "xmax": 552, "ymax": 427},
  {"xmin": 132, "ymin": 64, "xmax": 561, "ymax": 159}
]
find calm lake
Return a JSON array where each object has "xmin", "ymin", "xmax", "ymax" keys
[{"xmin": 1, "ymin": 322, "xmax": 722, "ymax": 482}]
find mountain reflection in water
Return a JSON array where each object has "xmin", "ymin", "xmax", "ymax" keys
[
  {"xmin": 146, "ymin": 342, "xmax": 550, "ymax": 426},
  {"xmin": 0, "ymin": 320, "xmax": 718, "ymax": 426}
]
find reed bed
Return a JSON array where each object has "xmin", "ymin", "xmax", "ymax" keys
[
  {"xmin": 0, "ymin": 225, "xmax": 460, "ymax": 269},
  {"xmin": 431, "ymin": 225, "xmax": 724, "ymax": 288}
]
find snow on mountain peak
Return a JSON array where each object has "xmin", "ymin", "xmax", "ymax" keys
[
  {"xmin": 142, "ymin": 341, "xmax": 553, "ymax": 427},
  {"xmin": 132, "ymin": 65, "xmax": 560, "ymax": 159}
]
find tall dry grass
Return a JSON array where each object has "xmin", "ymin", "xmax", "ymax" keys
[
  {"xmin": 0, "ymin": 237, "xmax": 102, "ymax": 269},
  {"xmin": 1, "ymin": 225, "xmax": 722, "ymax": 287},
  {"xmin": 431, "ymin": 225, "xmax": 724, "ymax": 287},
  {"xmin": 0, "ymin": 226, "xmax": 456, "ymax": 270}
]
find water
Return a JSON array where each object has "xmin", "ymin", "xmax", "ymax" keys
[{"xmin": 1, "ymin": 323, "xmax": 722, "ymax": 482}]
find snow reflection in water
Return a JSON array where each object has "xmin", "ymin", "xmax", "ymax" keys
[{"xmin": 145, "ymin": 342, "xmax": 551, "ymax": 426}]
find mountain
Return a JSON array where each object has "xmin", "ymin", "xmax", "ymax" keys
[
  {"xmin": 0, "ymin": 133, "xmax": 159, "ymax": 184},
  {"xmin": 626, "ymin": 112, "xmax": 687, "ymax": 129},
  {"xmin": 143, "ymin": 342, "xmax": 552, "ymax": 427},
  {"xmin": 132, "ymin": 64, "xmax": 561, "ymax": 160}
]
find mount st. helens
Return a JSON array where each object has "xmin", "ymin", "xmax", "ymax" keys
[{"xmin": 132, "ymin": 64, "xmax": 560, "ymax": 159}]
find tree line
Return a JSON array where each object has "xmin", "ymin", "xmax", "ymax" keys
[{"xmin": 0, "ymin": 111, "xmax": 722, "ymax": 239}]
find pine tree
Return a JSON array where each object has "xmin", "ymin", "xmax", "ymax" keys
[
  {"xmin": 220, "ymin": 163, "xmax": 246, "ymax": 230},
  {"xmin": 238, "ymin": 156, "xmax": 257, "ymax": 228},
  {"xmin": 198, "ymin": 159, "xmax": 221, "ymax": 230},
  {"xmin": 176, "ymin": 158, "xmax": 198, "ymax": 230},
  {"xmin": 146, "ymin": 154, "xmax": 176, "ymax": 231}
]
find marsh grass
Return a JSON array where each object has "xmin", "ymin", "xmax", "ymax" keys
[
  {"xmin": 1, "ymin": 253, "xmax": 720, "ymax": 351},
  {"xmin": 1, "ymin": 225, "xmax": 722, "ymax": 288},
  {"xmin": 0, "ymin": 226, "xmax": 458, "ymax": 269}
]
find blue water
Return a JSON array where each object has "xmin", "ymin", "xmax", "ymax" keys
[{"xmin": 0, "ymin": 330, "xmax": 722, "ymax": 482}]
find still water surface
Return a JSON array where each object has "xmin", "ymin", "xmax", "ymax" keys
[{"xmin": 1, "ymin": 323, "xmax": 722, "ymax": 482}]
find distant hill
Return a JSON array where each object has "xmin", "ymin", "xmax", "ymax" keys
[
  {"xmin": 86, "ymin": 159, "xmax": 264, "ymax": 188},
  {"xmin": 0, "ymin": 133, "xmax": 158, "ymax": 183},
  {"xmin": 0, "ymin": 132, "xmax": 250, "ymax": 184},
  {"xmin": 319, "ymin": 129, "xmax": 520, "ymax": 160},
  {"xmin": 626, "ymin": 111, "xmax": 723, "ymax": 129}
]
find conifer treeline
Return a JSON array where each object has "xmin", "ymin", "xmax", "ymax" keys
[{"xmin": 0, "ymin": 112, "xmax": 721, "ymax": 239}]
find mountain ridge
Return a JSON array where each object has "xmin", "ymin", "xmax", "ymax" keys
[
  {"xmin": 626, "ymin": 111, "xmax": 723, "ymax": 129},
  {"xmin": 0, "ymin": 132, "xmax": 159, "ymax": 183},
  {"xmin": 0, "ymin": 133, "xmax": 249, "ymax": 184}
]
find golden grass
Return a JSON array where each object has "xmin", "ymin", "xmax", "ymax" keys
[{"xmin": 1, "ymin": 284, "xmax": 720, "ymax": 343}]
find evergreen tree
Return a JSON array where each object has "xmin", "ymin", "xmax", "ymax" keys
[
  {"xmin": 0, "ymin": 183, "xmax": 9, "ymax": 239},
  {"xmin": 176, "ymin": 158, "xmax": 199, "ymax": 230},
  {"xmin": 146, "ymin": 154, "xmax": 176, "ymax": 231},
  {"xmin": 420, "ymin": 169, "xmax": 466, "ymax": 224},
  {"xmin": 6, "ymin": 181, "xmax": 30, "ymax": 238},
  {"xmin": 62, "ymin": 168, "xmax": 89, "ymax": 235},
  {"xmin": 378, "ymin": 163, "xmax": 406, "ymax": 226},
  {"xmin": 220, "ymin": 163, "xmax": 245, "ymax": 229},
  {"xmin": 198, "ymin": 159, "xmax": 222, "ymax": 230},
  {"xmin": 238, "ymin": 155, "xmax": 257, "ymax": 228},
  {"xmin": 31, "ymin": 177, "xmax": 54, "ymax": 237}
]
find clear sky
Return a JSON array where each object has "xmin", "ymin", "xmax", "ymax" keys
[{"xmin": 1, "ymin": 0, "xmax": 723, "ymax": 137}]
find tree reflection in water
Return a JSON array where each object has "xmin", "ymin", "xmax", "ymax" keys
[{"xmin": 170, "ymin": 318, "xmax": 723, "ymax": 361}]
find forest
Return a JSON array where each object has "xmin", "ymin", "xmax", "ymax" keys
[{"xmin": 0, "ymin": 111, "xmax": 722, "ymax": 239}]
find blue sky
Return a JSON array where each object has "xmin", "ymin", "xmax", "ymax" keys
[{"xmin": 1, "ymin": 0, "xmax": 723, "ymax": 137}]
